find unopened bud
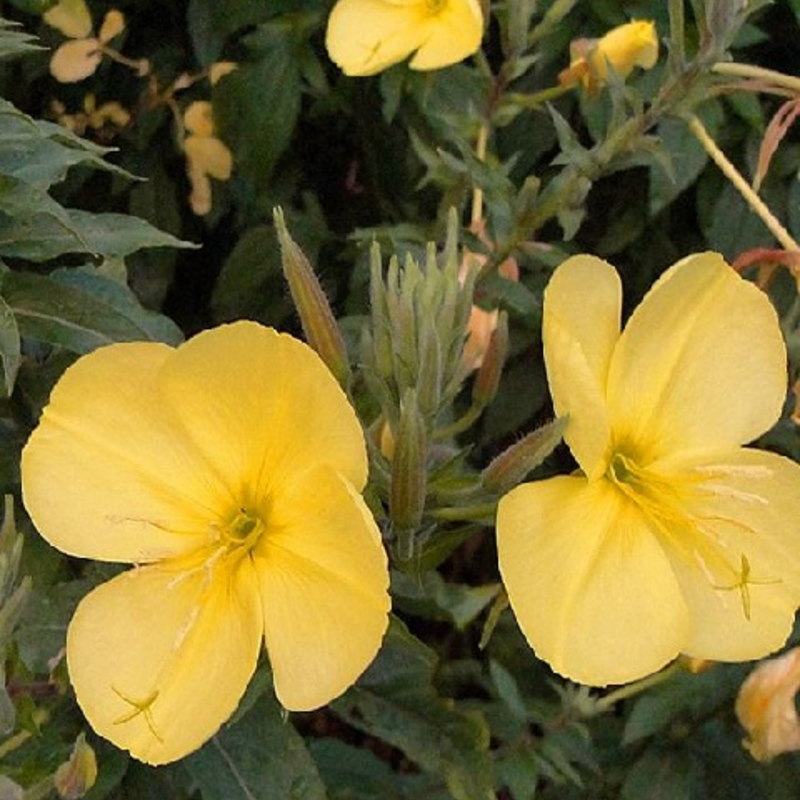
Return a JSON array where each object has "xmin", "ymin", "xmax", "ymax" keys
[
  {"xmin": 55, "ymin": 734, "xmax": 97, "ymax": 800},
  {"xmin": 482, "ymin": 417, "xmax": 566, "ymax": 495},
  {"xmin": 274, "ymin": 208, "xmax": 350, "ymax": 387},
  {"xmin": 389, "ymin": 390, "xmax": 427, "ymax": 535}
]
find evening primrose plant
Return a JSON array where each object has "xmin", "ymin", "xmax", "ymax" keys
[{"xmin": 6, "ymin": 0, "xmax": 800, "ymax": 798}]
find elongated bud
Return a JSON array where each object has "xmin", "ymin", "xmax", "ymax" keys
[
  {"xmin": 390, "ymin": 389, "xmax": 427, "ymax": 538},
  {"xmin": 273, "ymin": 208, "xmax": 350, "ymax": 386},
  {"xmin": 472, "ymin": 311, "xmax": 508, "ymax": 407},
  {"xmin": 55, "ymin": 734, "xmax": 98, "ymax": 800},
  {"xmin": 482, "ymin": 417, "xmax": 566, "ymax": 495}
]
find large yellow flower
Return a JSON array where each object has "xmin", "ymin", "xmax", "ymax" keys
[
  {"xmin": 325, "ymin": 0, "xmax": 483, "ymax": 77},
  {"xmin": 21, "ymin": 322, "xmax": 390, "ymax": 764},
  {"xmin": 497, "ymin": 253, "xmax": 800, "ymax": 687}
]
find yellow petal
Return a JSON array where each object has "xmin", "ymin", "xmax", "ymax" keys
[
  {"xmin": 543, "ymin": 255, "xmax": 621, "ymax": 479},
  {"xmin": 156, "ymin": 322, "xmax": 368, "ymax": 498},
  {"xmin": 183, "ymin": 100, "xmax": 215, "ymax": 138},
  {"xmin": 254, "ymin": 464, "xmax": 390, "ymax": 710},
  {"xmin": 590, "ymin": 20, "xmax": 659, "ymax": 81},
  {"xmin": 49, "ymin": 39, "xmax": 102, "ymax": 83},
  {"xmin": 326, "ymin": 0, "xmax": 428, "ymax": 76},
  {"xmin": 607, "ymin": 252, "xmax": 786, "ymax": 463},
  {"xmin": 21, "ymin": 343, "xmax": 223, "ymax": 563},
  {"xmin": 497, "ymin": 475, "xmax": 688, "ymax": 686},
  {"xmin": 97, "ymin": 9, "xmax": 125, "ymax": 44},
  {"xmin": 209, "ymin": 61, "xmax": 238, "ymax": 85},
  {"xmin": 43, "ymin": 0, "xmax": 93, "ymax": 39},
  {"xmin": 655, "ymin": 447, "xmax": 800, "ymax": 662},
  {"xmin": 67, "ymin": 558, "xmax": 262, "ymax": 764},
  {"xmin": 407, "ymin": 0, "xmax": 483, "ymax": 71},
  {"xmin": 185, "ymin": 135, "xmax": 233, "ymax": 180}
]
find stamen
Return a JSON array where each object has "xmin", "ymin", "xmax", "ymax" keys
[{"xmin": 112, "ymin": 687, "xmax": 163, "ymax": 741}]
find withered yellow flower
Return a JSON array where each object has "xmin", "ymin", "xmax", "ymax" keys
[
  {"xmin": 326, "ymin": 0, "xmax": 483, "ymax": 77},
  {"xmin": 559, "ymin": 20, "xmax": 658, "ymax": 95},
  {"xmin": 182, "ymin": 101, "xmax": 233, "ymax": 216},
  {"xmin": 736, "ymin": 647, "xmax": 800, "ymax": 761},
  {"xmin": 45, "ymin": 0, "xmax": 126, "ymax": 83},
  {"xmin": 22, "ymin": 322, "xmax": 390, "ymax": 764},
  {"xmin": 497, "ymin": 253, "xmax": 800, "ymax": 687}
]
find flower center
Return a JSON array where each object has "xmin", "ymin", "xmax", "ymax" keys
[
  {"xmin": 220, "ymin": 508, "xmax": 266, "ymax": 553},
  {"xmin": 424, "ymin": 0, "xmax": 446, "ymax": 14},
  {"xmin": 606, "ymin": 450, "xmax": 777, "ymax": 620}
]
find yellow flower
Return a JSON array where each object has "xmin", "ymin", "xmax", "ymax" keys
[
  {"xmin": 45, "ymin": 0, "xmax": 126, "ymax": 83},
  {"xmin": 21, "ymin": 322, "xmax": 390, "ymax": 764},
  {"xmin": 497, "ymin": 253, "xmax": 800, "ymax": 687},
  {"xmin": 736, "ymin": 647, "xmax": 800, "ymax": 761},
  {"xmin": 325, "ymin": 0, "xmax": 483, "ymax": 77},
  {"xmin": 182, "ymin": 101, "xmax": 233, "ymax": 216},
  {"xmin": 559, "ymin": 20, "xmax": 658, "ymax": 95}
]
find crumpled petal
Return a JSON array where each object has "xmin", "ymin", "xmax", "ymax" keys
[
  {"xmin": 21, "ymin": 343, "xmax": 221, "ymax": 564},
  {"xmin": 97, "ymin": 9, "xmax": 125, "ymax": 44},
  {"xmin": 254, "ymin": 463, "xmax": 390, "ymax": 710},
  {"xmin": 607, "ymin": 252, "xmax": 786, "ymax": 463},
  {"xmin": 43, "ymin": 0, "xmax": 93, "ymax": 39},
  {"xmin": 497, "ymin": 475, "xmax": 688, "ymax": 686},
  {"xmin": 157, "ymin": 322, "xmax": 369, "ymax": 501},
  {"xmin": 50, "ymin": 38, "xmax": 102, "ymax": 83},
  {"xmin": 654, "ymin": 447, "xmax": 800, "ymax": 661},
  {"xmin": 184, "ymin": 135, "xmax": 233, "ymax": 181},
  {"xmin": 67, "ymin": 558, "xmax": 263, "ymax": 764},
  {"xmin": 542, "ymin": 254, "xmax": 621, "ymax": 480},
  {"xmin": 183, "ymin": 100, "xmax": 215, "ymax": 138},
  {"xmin": 736, "ymin": 647, "xmax": 800, "ymax": 761}
]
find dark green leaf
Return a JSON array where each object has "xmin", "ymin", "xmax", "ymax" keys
[
  {"xmin": 214, "ymin": 23, "xmax": 302, "ymax": 191},
  {"xmin": 0, "ymin": 269, "xmax": 182, "ymax": 353},
  {"xmin": 185, "ymin": 693, "xmax": 326, "ymax": 800},
  {"xmin": 333, "ymin": 620, "xmax": 495, "ymax": 800}
]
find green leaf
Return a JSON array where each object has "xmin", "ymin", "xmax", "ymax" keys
[
  {"xmin": 214, "ymin": 23, "xmax": 302, "ymax": 191},
  {"xmin": 185, "ymin": 693, "xmax": 326, "ymax": 800},
  {"xmin": 0, "ymin": 99, "xmax": 136, "ymax": 189},
  {"xmin": 333, "ymin": 619, "xmax": 496, "ymax": 800},
  {"xmin": 0, "ymin": 208, "xmax": 196, "ymax": 262},
  {"xmin": 0, "ymin": 269, "xmax": 182, "ymax": 353},
  {"xmin": 0, "ymin": 292, "xmax": 20, "ymax": 396}
]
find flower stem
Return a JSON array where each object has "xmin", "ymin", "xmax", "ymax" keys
[
  {"xmin": 686, "ymin": 114, "xmax": 800, "ymax": 252},
  {"xmin": 712, "ymin": 62, "xmax": 800, "ymax": 94},
  {"xmin": 594, "ymin": 660, "xmax": 682, "ymax": 713},
  {"xmin": 668, "ymin": 0, "xmax": 686, "ymax": 67},
  {"xmin": 471, "ymin": 122, "xmax": 489, "ymax": 226}
]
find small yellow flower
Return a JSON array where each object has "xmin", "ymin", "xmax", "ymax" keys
[
  {"xmin": 497, "ymin": 253, "xmax": 800, "ymax": 687},
  {"xmin": 736, "ymin": 647, "xmax": 800, "ymax": 761},
  {"xmin": 326, "ymin": 0, "xmax": 484, "ymax": 77},
  {"xmin": 21, "ymin": 322, "xmax": 390, "ymax": 764},
  {"xmin": 559, "ymin": 20, "xmax": 658, "ymax": 96},
  {"xmin": 182, "ymin": 101, "xmax": 233, "ymax": 216},
  {"xmin": 45, "ymin": 0, "xmax": 126, "ymax": 83}
]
